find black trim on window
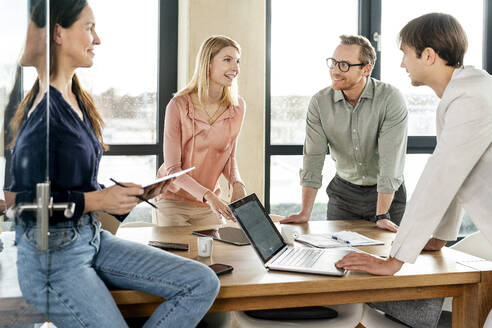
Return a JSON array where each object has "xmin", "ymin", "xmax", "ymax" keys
[
  {"xmin": 358, "ymin": 0, "xmax": 382, "ymax": 79},
  {"xmin": 265, "ymin": 0, "xmax": 272, "ymax": 211},
  {"xmin": 104, "ymin": 144, "xmax": 161, "ymax": 156},
  {"xmin": 407, "ymin": 136, "xmax": 436, "ymax": 154},
  {"xmin": 157, "ymin": 0, "xmax": 179, "ymax": 169},
  {"xmin": 484, "ymin": 0, "xmax": 492, "ymax": 74}
]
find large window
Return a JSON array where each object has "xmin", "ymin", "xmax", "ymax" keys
[
  {"xmin": 77, "ymin": 0, "xmax": 178, "ymax": 223},
  {"xmin": 2, "ymin": 1, "xmax": 177, "ymax": 224},
  {"xmin": 267, "ymin": 0, "xmax": 488, "ymax": 236},
  {"xmin": 77, "ymin": 0, "xmax": 158, "ymax": 144},
  {"xmin": 270, "ymin": 0, "xmax": 358, "ymax": 145},
  {"xmin": 380, "ymin": 0, "xmax": 483, "ymax": 136}
]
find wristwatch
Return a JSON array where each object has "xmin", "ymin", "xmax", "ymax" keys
[{"xmin": 375, "ymin": 213, "xmax": 391, "ymax": 221}]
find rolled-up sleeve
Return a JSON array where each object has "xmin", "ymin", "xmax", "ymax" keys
[
  {"xmin": 222, "ymin": 98, "xmax": 246, "ymax": 187},
  {"xmin": 377, "ymin": 89, "xmax": 408, "ymax": 193},
  {"xmin": 300, "ymin": 95, "xmax": 328, "ymax": 189},
  {"xmin": 390, "ymin": 95, "xmax": 492, "ymax": 263}
]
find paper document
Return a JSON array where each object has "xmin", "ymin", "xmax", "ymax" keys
[
  {"xmin": 296, "ymin": 234, "xmax": 344, "ymax": 248},
  {"xmin": 296, "ymin": 231, "xmax": 384, "ymax": 248}
]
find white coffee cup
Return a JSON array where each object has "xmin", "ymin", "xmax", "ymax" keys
[
  {"xmin": 197, "ymin": 236, "xmax": 213, "ymax": 257},
  {"xmin": 281, "ymin": 225, "xmax": 299, "ymax": 245}
]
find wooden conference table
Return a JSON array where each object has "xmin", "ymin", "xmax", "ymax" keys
[{"xmin": 113, "ymin": 219, "xmax": 492, "ymax": 327}]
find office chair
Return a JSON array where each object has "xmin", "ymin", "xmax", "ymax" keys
[
  {"xmin": 231, "ymin": 304, "xmax": 364, "ymax": 328},
  {"xmin": 450, "ymin": 231, "xmax": 492, "ymax": 261},
  {"xmin": 231, "ymin": 303, "xmax": 409, "ymax": 328},
  {"xmin": 484, "ymin": 310, "xmax": 492, "ymax": 328}
]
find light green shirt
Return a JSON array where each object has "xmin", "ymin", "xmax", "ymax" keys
[{"xmin": 300, "ymin": 77, "xmax": 408, "ymax": 194}]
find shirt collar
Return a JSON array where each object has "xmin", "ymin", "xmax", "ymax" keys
[
  {"xmin": 185, "ymin": 93, "xmax": 237, "ymax": 123},
  {"xmin": 333, "ymin": 77, "xmax": 374, "ymax": 103}
]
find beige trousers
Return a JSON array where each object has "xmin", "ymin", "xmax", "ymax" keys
[{"xmin": 153, "ymin": 197, "xmax": 223, "ymax": 226}]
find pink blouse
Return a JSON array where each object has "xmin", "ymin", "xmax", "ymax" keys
[{"xmin": 157, "ymin": 93, "xmax": 245, "ymax": 207}]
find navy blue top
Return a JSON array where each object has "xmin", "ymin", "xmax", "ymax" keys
[{"xmin": 8, "ymin": 86, "xmax": 126, "ymax": 223}]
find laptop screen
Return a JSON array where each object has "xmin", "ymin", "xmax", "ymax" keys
[{"xmin": 229, "ymin": 194, "xmax": 285, "ymax": 263}]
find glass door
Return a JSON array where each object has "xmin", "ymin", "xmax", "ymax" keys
[{"xmin": 1, "ymin": 0, "xmax": 50, "ymax": 326}]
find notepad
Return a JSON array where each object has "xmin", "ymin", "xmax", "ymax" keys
[
  {"xmin": 296, "ymin": 231, "xmax": 384, "ymax": 248},
  {"xmin": 141, "ymin": 167, "xmax": 195, "ymax": 190}
]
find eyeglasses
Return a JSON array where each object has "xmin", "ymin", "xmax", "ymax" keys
[{"xmin": 326, "ymin": 58, "xmax": 366, "ymax": 72}]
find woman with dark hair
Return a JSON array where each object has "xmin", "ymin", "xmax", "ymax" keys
[{"xmin": 9, "ymin": 1, "xmax": 220, "ymax": 327}]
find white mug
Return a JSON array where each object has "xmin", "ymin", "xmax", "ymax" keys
[
  {"xmin": 281, "ymin": 225, "xmax": 299, "ymax": 245},
  {"xmin": 197, "ymin": 236, "xmax": 213, "ymax": 257}
]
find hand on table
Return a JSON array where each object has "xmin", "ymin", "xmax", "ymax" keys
[
  {"xmin": 423, "ymin": 238, "xmax": 446, "ymax": 251},
  {"xmin": 376, "ymin": 218, "xmax": 398, "ymax": 232},
  {"xmin": 279, "ymin": 212, "xmax": 309, "ymax": 224},
  {"xmin": 204, "ymin": 191, "xmax": 235, "ymax": 221},
  {"xmin": 335, "ymin": 252, "xmax": 404, "ymax": 276}
]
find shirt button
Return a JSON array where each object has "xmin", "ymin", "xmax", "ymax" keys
[
  {"xmin": 355, "ymin": 146, "xmax": 359, "ymax": 150},
  {"xmin": 353, "ymin": 129, "xmax": 356, "ymax": 133},
  {"xmin": 358, "ymin": 162, "xmax": 362, "ymax": 165},
  {"xmin": 362, "ymin": 176, "xmax": 366, "ymax": 179}
]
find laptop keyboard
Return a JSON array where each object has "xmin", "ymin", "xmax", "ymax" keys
[{"xmin": 275, "ymin": 247, "xmax": 324, "ymax": 268}]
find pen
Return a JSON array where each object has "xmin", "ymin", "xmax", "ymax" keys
[
  {"xmin": 110, "ymin": 178, "xmax": 158, "ymax": 209},
  {"xmin": 331, "ymin": 235, "xmax": 350, "ymax": 244}
]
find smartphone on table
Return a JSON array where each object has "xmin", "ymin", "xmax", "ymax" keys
[
  {"xmin": 209, "ymin": 263, "xmax": 233, "ymax": 276},
  {"xmin": 148, "ymin": 240, "xmax": 189, "ymax": 251}
]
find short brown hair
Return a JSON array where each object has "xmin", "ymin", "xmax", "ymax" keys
[
  {"xmin": 339, "ymin": 34, "xmax": 376, "ymax": 66},
  {"xmin": 399, "ymin": 13, "xmax": 467, "ymax": 67}
]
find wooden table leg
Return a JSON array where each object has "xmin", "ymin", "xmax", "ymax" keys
[
  {"xmin": 478, "ymin": 271, "xmax": 492, "ymax": 326},
  {"xmin": 452, "ymin": 284, "xmax": 479, "ymax": 328}
]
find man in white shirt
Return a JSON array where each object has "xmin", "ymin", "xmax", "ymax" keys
[
  {"xmin": 336, "ymin": 12, "xmax": 492, "ymax": 328},
  {"xmin": 336, "ymin": 13, "xmax": 492, "ymax": 276}
]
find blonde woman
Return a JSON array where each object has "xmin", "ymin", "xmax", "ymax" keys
[{"xmin": 154, "ymin": 35, "xmax": 246, "ymax": 226}]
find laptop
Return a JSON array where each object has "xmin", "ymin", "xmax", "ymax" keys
[{"xmin": 228, "ymin": 194, "xmax": 350, "ymax": 276}]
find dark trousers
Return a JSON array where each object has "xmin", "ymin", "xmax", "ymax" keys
[
  {"xmin": 326, "ymin": 175, "xmax": 407, "ymax": 225},
  {"xmin": 326, "ymin": 175, "xmax": 442, "ymax": 328}
]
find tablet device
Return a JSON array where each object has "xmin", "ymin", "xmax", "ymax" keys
[
  {"xmin": 192, "ymin": 227, "xmax": 250, "ymax": 246},
  {"xmin": 142, "ymin": 167, "xmax": 195, "ymax": 191}
]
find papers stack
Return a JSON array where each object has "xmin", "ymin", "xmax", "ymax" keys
[{"xmin": 296, "ymin": 231, "xmax": 384, "ymax": 248}]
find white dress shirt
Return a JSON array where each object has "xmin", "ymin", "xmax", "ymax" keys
[{"xmin": 390, "ymin": 66, "xmax": 492, "ymax": 263}]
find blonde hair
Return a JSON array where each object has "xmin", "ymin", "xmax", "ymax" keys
[{"xmin": 176, "ymin": 35, "xmax": 241, "ymax": 107}]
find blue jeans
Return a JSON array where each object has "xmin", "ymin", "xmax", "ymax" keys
[{"xmin": 15, "ymin": 214, "xmax": 220, "ymax": 328}]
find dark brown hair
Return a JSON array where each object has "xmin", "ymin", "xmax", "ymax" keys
[
  {"xmin": 399, "ymin": 13, "xmax": 467, "ymax": 67},
  {"xmin": 7, "ymin": 0, "xmax": 45, "ymax": 149},
  {"xmin": 9, "ymin": 0, "xmax": 107, "ymax": 150}
]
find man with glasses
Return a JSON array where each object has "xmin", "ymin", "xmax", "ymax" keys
[{"xmin": 282, "ymin": 35, "xmax": 408, "ymax": 232}]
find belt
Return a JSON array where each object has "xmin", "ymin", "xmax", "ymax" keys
[
  {"xmin": 18, "ymin": 213, "xmax": 93, "ymax": 229},
  {"xmin": 335, "ymin": 175, "xmax": 376, "ymax": 188},
  {"xmin": 359, "ymin": 184, "xmax": 377, "ymax": 188}
]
